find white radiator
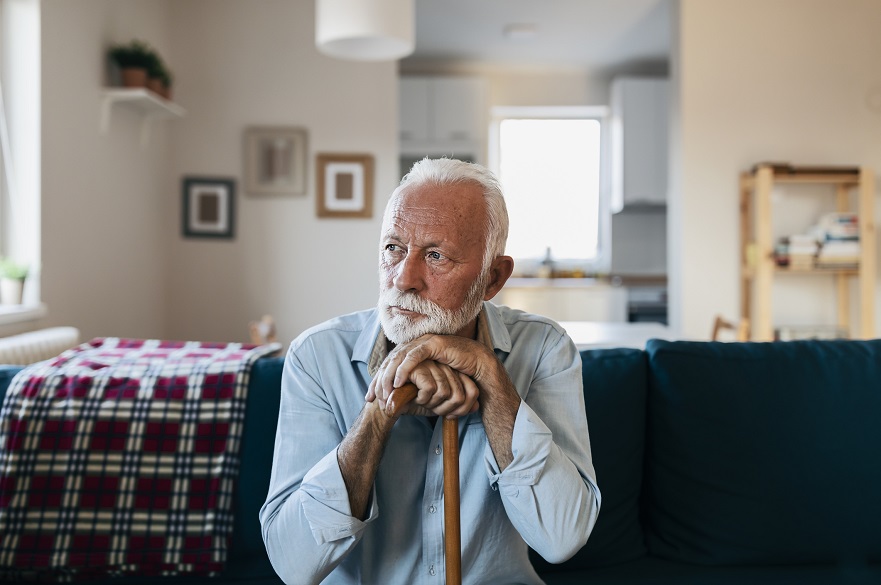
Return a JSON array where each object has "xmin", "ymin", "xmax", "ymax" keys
[{"xmin": 0, "ymin": 326, "xmax": 81, "ymax": 365}]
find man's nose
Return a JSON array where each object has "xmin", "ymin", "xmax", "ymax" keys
[{"xmin": 394, "ymin": 252, "xmax": 425, "ymax": 292}]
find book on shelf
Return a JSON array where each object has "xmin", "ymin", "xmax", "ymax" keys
[
  {"xmin": 775, "ymin": 325, "xmax": 849, "ymax": 341},
  {"xmin": 818, "ymin": 212, "xmax": 858, "ymax": 239},
  {"xmin": 817, "ymin": 239, "xmax": 860, "ymax": 268},
  {"xmin": 774, "ymin": 235, "xmax": 819, "ymax": 268}
]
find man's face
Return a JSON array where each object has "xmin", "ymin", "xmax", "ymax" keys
[{"xmin": 377, "ymin": 182, "xmax": 490, "ymax": 345}]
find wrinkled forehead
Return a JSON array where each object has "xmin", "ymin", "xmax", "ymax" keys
[{"xmin": 382, "ymin": 181, "xmax": 487, "ymax": 232}]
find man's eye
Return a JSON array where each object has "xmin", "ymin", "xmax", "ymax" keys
[
  {"xmin": 384, "ymin": 244, "xmax": 399, "ymax": 252},
  {"xmin": 427, "ymin": 251, "xmax": 442, "ymax": 261}
]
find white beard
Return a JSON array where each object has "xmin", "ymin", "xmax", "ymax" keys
[{"xmin": 378, "ymin": 272, "xmax": 488, "ymax": 345}]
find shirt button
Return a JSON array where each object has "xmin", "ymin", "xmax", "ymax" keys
[
  {"xmin": 429, "ymin": 565, "xmax": 436, "ymax": 576},
  {"xmin": 429, "ymin": 505, "xmax": 437, "ymax": 514},
  {"xmin": 435, "ymin": 445, "xmax": 441, "ymax": 455}
]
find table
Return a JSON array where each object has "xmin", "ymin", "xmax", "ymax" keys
[{"xmin": 558, "ymin": 321, "xmax": 670, "ymax": 350}]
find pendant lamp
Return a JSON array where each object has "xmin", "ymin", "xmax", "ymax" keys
[{"xmin": 315, "ymin": 0, "xmax": 415, "ymax": 61}]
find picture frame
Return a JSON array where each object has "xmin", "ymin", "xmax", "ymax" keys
[
  {"xmin": 182, "ymin": 177, "xmax": 235, "ymax": 239},
  {"xmin": 316, "ymin": 153, "xmax": 374, "ymax": 219},
  {"xmin": 244, "ymin": 126, "xmax": 308, "ymax": 196}
]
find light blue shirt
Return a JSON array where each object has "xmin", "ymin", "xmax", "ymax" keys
[{"xmin": 260, "ymin": 302, "xmax": 600, "ymax": 585}]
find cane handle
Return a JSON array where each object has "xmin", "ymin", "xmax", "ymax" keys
[{"xmin": 385, "ymin": 383, "xmax": 418, "ymax": 417}]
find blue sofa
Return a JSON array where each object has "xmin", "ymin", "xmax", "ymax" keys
[{"xmin": 1, "ymin": 338, "xmax": 880, "ymax": 584}]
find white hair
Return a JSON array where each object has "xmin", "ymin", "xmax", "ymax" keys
[{"xmin": 391, "ymin": 157, "xmax": 509, "ymax": 270}]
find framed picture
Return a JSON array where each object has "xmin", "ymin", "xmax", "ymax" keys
[
  {"xmin": 244, "ymin": 126, "xmax": 308, "ymax": 196},
  {"xmin": 182, "ymin": 177, "xmax": 235, "ymax": 239},
  {"xmin": 316, "ymin": 153, "xmax": 374, "ymax": 218}
]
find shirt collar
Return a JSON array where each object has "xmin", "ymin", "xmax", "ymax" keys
[{"xmin": 358, "ymin": 302, "xmax": 512, "ymax": 376}]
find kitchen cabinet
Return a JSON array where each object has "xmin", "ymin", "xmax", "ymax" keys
[
  {"xmin": 398, "ymin": 75, "xmax": 486, "ymax": 160},
  {"xmin": 610, "ymin": 77, "xmax": 669, "ymax": 212},
  {"xmin": 495, "ymin": 279, "xmax": 628, "ymax": 322}
]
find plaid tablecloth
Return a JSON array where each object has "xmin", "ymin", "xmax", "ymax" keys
[{"xmin": 0, "ymin": 337, "xmax": 281, "ymax": 582}]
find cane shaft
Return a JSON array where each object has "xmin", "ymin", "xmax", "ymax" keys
[
  {"xmin": 443, "ymin": 418, "xmax": 462, "ymax": 584},
  {"xmin": 386, "ymin": 384, "xmax": 462, "ymax": 583}
]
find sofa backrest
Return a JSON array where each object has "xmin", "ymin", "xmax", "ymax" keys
[
  {"xmin": 227, "ymin": 356, "xmax": 284, "ymax": 578},
  {"xmin": 0, "ymin": 365, "xmax": 22, "ymax": 402},
  {"xmin": 530, "ymin": 347, "xmax": 649, "ymax": 572},
  {"xmin": 644, "ymin": 339, "xmax": 881, "ymax": 566}
]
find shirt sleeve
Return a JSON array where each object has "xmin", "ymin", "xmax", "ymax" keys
[
  {"xmin": 484, "ymin": 330, "xmax": 602, "ymax": 564},
  {"xmin": 259, "ymin": 343, "xmax": 378, "ymax": 585}
]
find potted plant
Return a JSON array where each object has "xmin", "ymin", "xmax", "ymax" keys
[
  {"xmin": 108, "ymin": 40, "xmax": 155, "ymax": 88},
  {"xmin": 158, "ymin": 67, "xmax": 174, "ymax": 100},
  {"xmin": 0, "ymin": 257, "xmax": 28, "ymax": 306},
  {"xmin": 145, "ymin": 50, "xmax": 165, "ymax": 96}
]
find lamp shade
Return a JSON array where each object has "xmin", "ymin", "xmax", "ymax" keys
[{"xmin": 315, "ymin": 0, "xmax": 415, "ymax": 61}]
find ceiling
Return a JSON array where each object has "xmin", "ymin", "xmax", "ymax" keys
[{"xmin": 406, "ymin": 0, "xmax": 671, "ymax": 71}]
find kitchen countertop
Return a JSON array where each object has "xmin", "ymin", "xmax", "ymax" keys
[
  {"xmin": 504, "ymin": 277, "xmax": 614, "ymax": 288},
  {"xmin": 504, "ymin": 274, "xmax": 666, "ymax": 288}
]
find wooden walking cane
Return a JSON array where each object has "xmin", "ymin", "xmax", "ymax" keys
[{"xmin": 387, "ymin": 383, "xmax": 462, "ymax": 585}]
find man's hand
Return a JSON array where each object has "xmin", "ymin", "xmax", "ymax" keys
[
  {"xmin": 368, "ymin": 358, "xmax": 480, "ymax": 418},
  {"xmin": 367, "ymin": 333, "xmax": 521, "ymax": 469},
  {"xmin": 369, "ymin": 334, "xmax": 493, "ymax": 399}
]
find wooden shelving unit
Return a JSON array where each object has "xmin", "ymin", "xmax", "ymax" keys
[{"xmin": 739, "ymin": 164, "xmax": 876, "ymax": 341}]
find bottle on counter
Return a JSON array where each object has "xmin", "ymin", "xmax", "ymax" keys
[{"xmin": 537, "ymin": 247, "xmax": 555, "ymax": 278}]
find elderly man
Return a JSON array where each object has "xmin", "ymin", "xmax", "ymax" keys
[{"xmin": 260, "ymin": 158, "xmax": 600, "ymax": 584}]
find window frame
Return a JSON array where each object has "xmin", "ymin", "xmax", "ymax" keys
[
  {"xmin": 0, "ymin": 0, "xmax": 42, "ymax": 319},
  {"xmin": 488, "ymin": 105, "xmax": 612, "ymax": 276}
]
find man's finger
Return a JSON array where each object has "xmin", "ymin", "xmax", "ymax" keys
[
  {"xmin": 447, "ymin": 373, "xmax": 479, "ymax": 418},
  {"xmin": 392, "ymin": 339, "xmax": 434, "ymax": 388},
  {"xmin": 365, "ymin": 377, "xmax": 377, "ymax": 402}
]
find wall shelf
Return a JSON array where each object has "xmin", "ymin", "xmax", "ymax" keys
[{"xmin": 99, "ymin": 88, "xmax": 186, "ymax": 146}]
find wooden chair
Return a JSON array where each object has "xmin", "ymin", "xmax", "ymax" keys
[{"xmin": 711, "ymin": 315, "xmax": 750, "ymax": 342}]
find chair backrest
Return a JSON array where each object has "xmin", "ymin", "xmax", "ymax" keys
[{"xmin": 711, "ymin": 315, "xmax": 749, "ymax": 341}]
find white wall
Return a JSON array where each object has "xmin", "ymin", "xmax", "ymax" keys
[
  {"xmin": 40, "ymin": 0, "xmax": 173, "ymax": 341},
  {"xmin": 165, "ymin": 0, "xmax": 398, "ymax": 345},
  {"xmin": 35, "ymin": 0, "xmax": 399, "ymax": 347},
  {"xmin": 672, "ymin": 0, "xmax": 881, "ymax": 339}
]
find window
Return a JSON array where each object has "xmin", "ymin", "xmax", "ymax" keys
[
  {"xmin": 490, "ymin": 106, "xmax": 610, "ymax": 274},
  {"xmin": 0, "ymin": 0, "xmax": 41, "ymax": 314}
]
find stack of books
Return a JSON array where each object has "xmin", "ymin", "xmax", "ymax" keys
[
  {"xmin": 787, "ymin": 234, "xmax": 820, "ymax": 270},
  {"xmin": 816, "ymin": 212, "xmax": 860, "ymax": 268}
]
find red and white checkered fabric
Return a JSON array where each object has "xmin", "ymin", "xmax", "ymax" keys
[{"xmin": 0, "ymin": 337, "xmax": 281, "ymax": 582}]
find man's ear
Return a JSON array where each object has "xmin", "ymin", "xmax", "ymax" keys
[{"xmin": 483, "ymin": 256, "xmax": 515, "ymax": 301}]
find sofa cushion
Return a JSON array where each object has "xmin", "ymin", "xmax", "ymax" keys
[
  {"xmin": 644, "ymin": 339, "xmax": 881, "ymax": 565},
  {"xmin": 531, "ymin": 347, "xmax": 648, "ymax": 572},
  {"xmin": 541, "ymin": 557, "xmax": 881, "ymax": 585}
]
